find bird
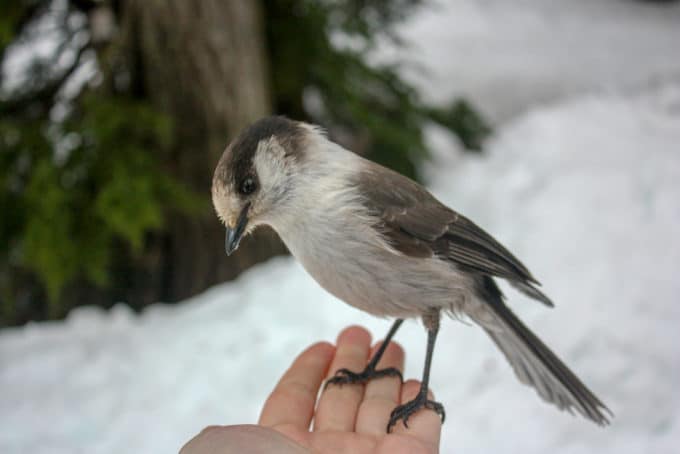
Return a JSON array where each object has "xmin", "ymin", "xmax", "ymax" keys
[{"xmin": 211, "ymin": 115, "xmax": 611, "ymax": 432}]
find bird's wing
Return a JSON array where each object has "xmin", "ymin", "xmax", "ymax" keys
[{"xmin": 355, "ymin": 160, "xmax": 553, "ymax": 306}]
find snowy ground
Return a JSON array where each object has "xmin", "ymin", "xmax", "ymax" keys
[{"xmin": 2, "ymin": 1, "xmax": 680, "ymax": 453}]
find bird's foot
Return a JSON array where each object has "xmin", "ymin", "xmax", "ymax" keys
[
  {"xmin": 324, "ymin": 366, "xmax": 403, "ymax": 390},
  {"xmin": 387, "ymin": 392, "xmax": 446, "ymax": 432}
]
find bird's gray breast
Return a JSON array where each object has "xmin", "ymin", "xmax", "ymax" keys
[
  {"xmin": 277, "ymin": 211, "xmax": 473, "ymax": 319},
  {"xmin": 280, "ymin": 216, "xmax": 392, "ymax": 315}
]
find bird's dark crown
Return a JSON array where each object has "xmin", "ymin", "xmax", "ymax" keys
[{"xmin": 214, "ymin": 116, "xmax": 306, "ymax": 190}]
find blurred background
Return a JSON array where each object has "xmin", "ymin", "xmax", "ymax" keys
[{"xmin": 1, "ymin": 0, "xmax": 679, "ymax": 453}]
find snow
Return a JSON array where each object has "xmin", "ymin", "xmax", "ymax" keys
[
  {"xmin": 2, "ymin": 1, "xmax": 680, "ymax": 453},
  {"xmin": 388, "ymin": 0, "xmax": 680, "ymax": 122}
]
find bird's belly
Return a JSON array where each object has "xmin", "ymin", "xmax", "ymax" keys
[
  {"xmin": 286, "ymin": 232, "xmax": 471, "ymax": 318},
  {"xmin": 297, "ymin": 247, "xmax": 397, "ymax": 316}
]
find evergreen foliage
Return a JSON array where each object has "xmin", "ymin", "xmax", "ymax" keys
[{"xmin": 1, "ymin": 92, "xmax": 199, "ymax": 320}]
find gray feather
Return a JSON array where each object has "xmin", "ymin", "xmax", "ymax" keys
[{"xmin": 355, "ymin": 161, "xmax": 553, "ymax": 307}]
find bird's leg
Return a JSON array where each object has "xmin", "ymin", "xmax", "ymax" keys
[
  {"xmin": 324, "ymin": 319, "xmax": 404, "ymax": 389},
  {"xmin": 387, "ymin": 309, "xmax": 445, "ymax": 432}
]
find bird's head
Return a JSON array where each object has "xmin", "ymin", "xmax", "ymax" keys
[{"xmin": 211, "ymin": 116, "xmax": 313, "ymax": 255}]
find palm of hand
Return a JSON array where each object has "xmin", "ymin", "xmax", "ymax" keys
[
  {"xmin": 181, "ymin": 327, "xmax": 441, "ymax": 454},
  {"xmin": 270, "ymin": 421, "xmax": 437, "ymax": 454}
]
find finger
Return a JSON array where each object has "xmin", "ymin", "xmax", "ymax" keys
[
  {"xmin": 259, "ymin": 342, "xmax": 335, "ymax": 429},
  {"xmin": 355, "ymin": 341, "xmax": 405, "ymax": 435},
  {"xmin": 391, "ymin": 380, "xmax": 442, "ymax": 446},
  {"xmin": 314, "ymin": 326, "xmax": 372, "ymax": 432}
]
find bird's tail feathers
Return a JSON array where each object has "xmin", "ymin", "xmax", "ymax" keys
[{"xmin": 479, "ymin": 283, "xmax": 611, "ymax": 425}]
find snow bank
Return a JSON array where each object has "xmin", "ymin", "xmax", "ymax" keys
[
  {"xmin": 390, "ymin": 0, "xmax": 680, "ymax": 122},
  {"xmin": 2, "ymin": 84, "xmax": 679, "ymax": 453}
]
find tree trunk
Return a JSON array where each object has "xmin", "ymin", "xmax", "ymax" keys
[{"xmin": 114, "ymin": 0, "xmax": 286, "ymax": 305}]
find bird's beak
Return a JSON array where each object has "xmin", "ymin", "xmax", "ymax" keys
[{"xmin": 225, "ymin": 203, "xmax": 250, "ymax": 256}]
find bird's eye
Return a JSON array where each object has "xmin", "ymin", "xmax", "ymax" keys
[{"xmin": 240, "ymin": 177, "xmax": 257, "ymax": 195}]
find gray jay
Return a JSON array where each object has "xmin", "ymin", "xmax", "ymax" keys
[{"xmin": 211, "ymin": 116, "xmax": 610, "ymax": 431}]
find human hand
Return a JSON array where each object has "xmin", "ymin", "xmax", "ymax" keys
[{"xmin": 180, "ymin": 326, "xmax": 442, "ymax": 454}]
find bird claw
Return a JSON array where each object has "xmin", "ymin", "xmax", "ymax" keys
[
  {"xmin": 387, "ymin": 393, "xmax": 446, "ymax": 432},
  {"xmin": 324, "ymin": 366, "xmax": 403, "ymax": 390}
]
